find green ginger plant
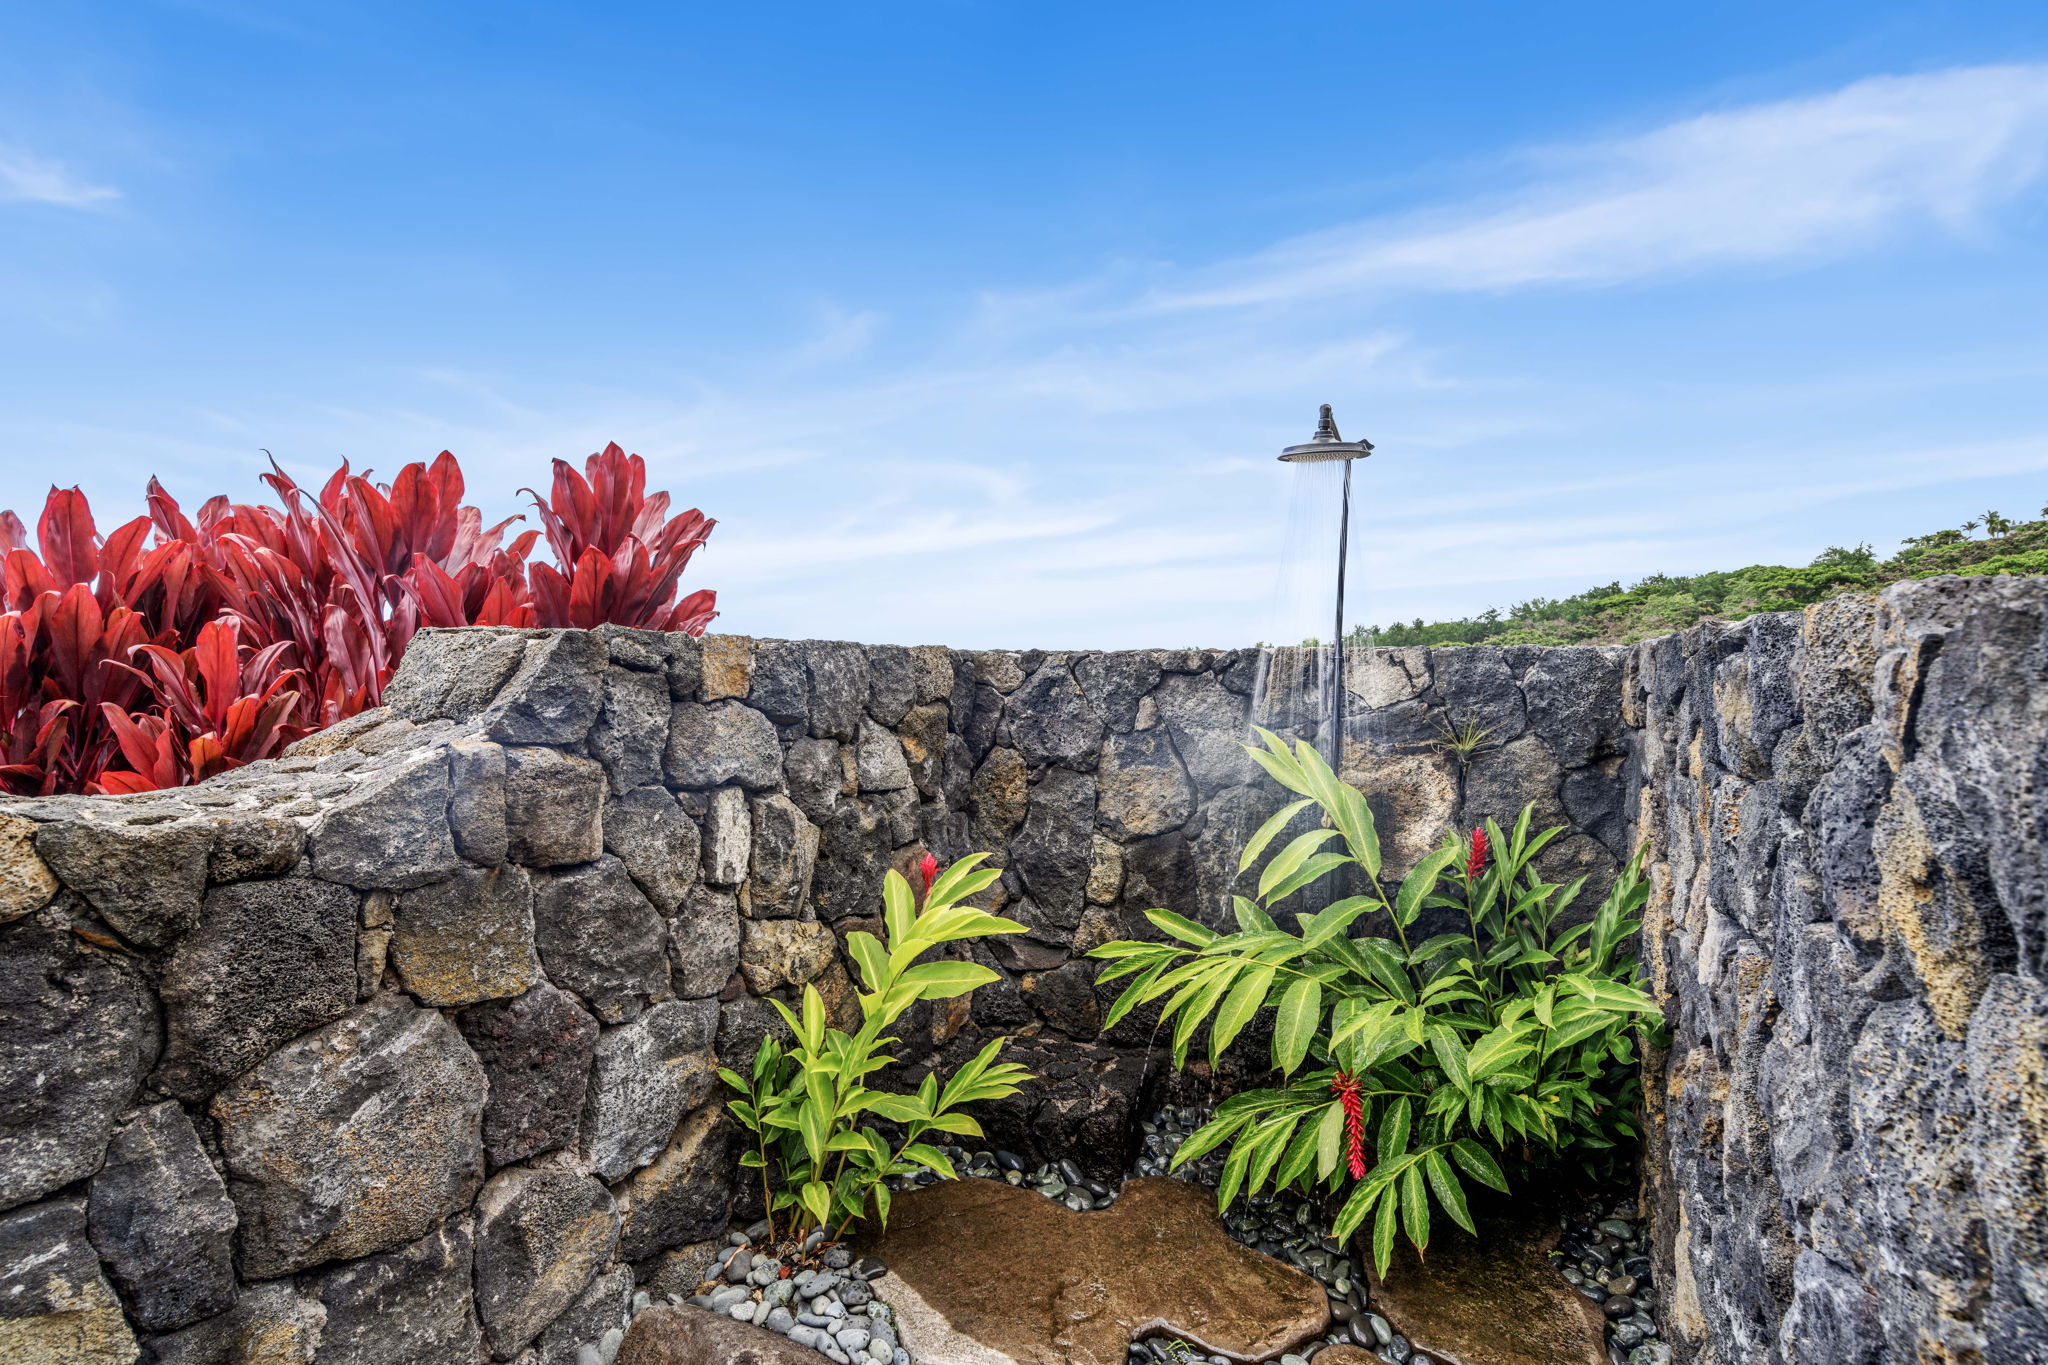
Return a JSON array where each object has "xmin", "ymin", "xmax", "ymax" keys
[
  {"xmin": 720, "ymin": 853, "xmax": 1034, "ymax": 1248},
  {"xmin": 1088, "ymin": 729, "xmax": 1658, "ymax": 1275}
]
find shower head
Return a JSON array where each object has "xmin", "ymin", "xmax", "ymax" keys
[{"xmin": 1279, "ymin": 404, "xmax": 1374, "ymax": 463}]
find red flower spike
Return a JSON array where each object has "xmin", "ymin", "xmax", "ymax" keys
[
  {"xmin": 1466, "ymin": 827, "xmax": 1489, "ymax": 879},
  {"xmin": 916, "ymin": 853, "xmax": 940, "ymax": 900},
  {"xmin": 1330, "ymin": 1071, "xmax": 1368, "ymax": 1179}
]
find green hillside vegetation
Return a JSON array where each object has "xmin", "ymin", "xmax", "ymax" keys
[{"xmin": 1358, "ymin": 506, "xmax": 2048, "ymax": 648}]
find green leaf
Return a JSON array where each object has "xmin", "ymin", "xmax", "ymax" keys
[
  {"xmin": 1395, "ymin": 845, "xmax": 1459, "ymax": 927},
  {"xmin": 861, "ymin": 1092, "xmax": 930, "ymax": 1123},
  {"xmin": 1400, "ymin": 1165, "xmax": 1431, "ymax": 1253},
  {"xmin": 1240, "ymin": 799, "xmax": 1315, "ymax": 872},
  {"xmin": 1449, "ymin": 1138, "xmax": 1509, "ymax": 1192},
  {"xmin": 1272, "ymin": 976, "xmax": 1323, "ymax": 1076},
  {"xmin": 1274, "ymin": 1114, "xmax": 1324, "ymax": 1190},
  {"xmin": 1171, "ymin": 1111, "xmax": 1251, "ymax": 1169},
  {"xmin": 845, "ymin": 931, "xmax": 889, "ymax": 994},
  {"xmin": 1102, "ymin": 960, "xmax": 1169, "ymax": 1030},
  {"xmin": 1377, "ymin": 1094, "xmax": 1411, "ymax": 1165},
  {"xmin": 1262, "ymin": 852, "xmax": 1353, "ymax": 906},
  {"xmin": 1144, "ymin": 908, "xmax": 1219, "ymax": 947},
  {"xmin": 900, "ymin": 1143, "xmax": 957, "ymax": 1179},
  {"xmin": 922, "ymin": 852, "xmax": 993, "ymax": 907},
  {"xmin": 1232, "ymin": 896, "xmax": 1278, "ymax": 933},
  {"xmin": 1208, "ymin": 965, "xmax": 1277, "ymax": 1063},
  {"xmin": 1258, "ymin": 828, "xmax": 1344, "ymax": 900},
  {"xmin": 1424, "ymin": 1149, "xmax": 1475, "ymax": 1235},
  {"xmin": 1332, "ymin": 1177, "xmax": 1376, "ymax": 1244},
  {"xmin": 1301, "ymin": 895, "xmax": 1376, "ymax": 950},
  {"xmin": 1371, "ymin": 1184, "xmax": 1400, "ymax": 1277},
  {"xmin": 1315, "ymin": 1099, "xmax": 1345, "ymax": 1180},
  {"xmin": 800, "ymin": 1179, "xmax": 833, "ymax": 1229},
  {"xmin": 882, "ymin": 871, "xmax": 916, "ymax": 944},
  {"xmin": 895, "ymin": 960, "xmax": 1001, "ymax": 1000}
]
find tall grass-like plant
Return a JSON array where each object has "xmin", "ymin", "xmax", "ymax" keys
[
  {"xmin": 720, "ymin": 854, "xmax": 1034, "ymax": 1247},
  {"xmin": 1088, "ymin": 729, "xmax": 1658, "ymax": 1275}
]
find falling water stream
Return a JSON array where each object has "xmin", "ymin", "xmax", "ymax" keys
[{"xmin": 1247, "ymin": 460, "xmax": 1352, "ymax": 761}]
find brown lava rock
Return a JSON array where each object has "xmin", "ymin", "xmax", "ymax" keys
[
  {"xmin": 619, "ymin": 1302, "xmax": 827, "ymax": 1364},
  {"xmin": 1366, "ymin": 1201, "xmax": 1607, "ymax": 1365},
  {"xmin": 859, "ymin": 1176, "xmax": 1329, "ymax": 1365}
]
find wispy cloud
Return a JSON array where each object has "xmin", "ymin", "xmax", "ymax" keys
[
  {"xmin": 0, "ymin": 143, "xmax": 121, "ymax": 209},
  {"xmin": 1149, "ymin": 64, "xmax": 2048, "ymax": 308}
]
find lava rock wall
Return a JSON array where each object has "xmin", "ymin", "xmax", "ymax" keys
[
  {"xmin": 0, "ymin": 624, "xmax": 1624, "ymax": 1363},
  {"xmin": 1629, "ymin": 578, "xmax": 2048, "ymax": 1365}
]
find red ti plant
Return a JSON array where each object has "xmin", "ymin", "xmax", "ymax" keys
[{"xmin": 0, "ymin": 444, "xmax": 718, "ymax": 795}]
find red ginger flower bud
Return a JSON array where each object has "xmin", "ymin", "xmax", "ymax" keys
[
  {"xmin": 1330, "ymin": 1071, "xmax": 1368, "ymax": 1179},
  {"xmin": 916, "ymin": 852, "xmax": 940, "ymax": 899},
  {"xmin": 1466, "ymin": 827, "xmax": 1489, "ymax": 879}
]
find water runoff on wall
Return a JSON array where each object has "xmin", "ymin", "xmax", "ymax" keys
[{"xmin": 1247, "ymin": 458, "xmax": 1352, "ymax": 763}]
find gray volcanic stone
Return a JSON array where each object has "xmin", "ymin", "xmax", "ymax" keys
[
  {"xmin": 392, "ymin": 865, "xmax": 538, "ymax": 1007},
  {"xmin": 746, "ymin": 793, "xmax": 819, "ymax": 919},
  {"xmin": 910, "ymin": 643, "xmax": 955, "ymax": 702},
  {"xmin": 968, "ymin": 746, "xmax": 1030, "ymax": 849},
  {"xmin": 474, "ymin": 1168, "xmax": 620, "ymax": 1359},
  {"xmin": 480, "ymin": 630, "xmax": 607, "ymax": 745},
  {"xmin": 0, "ymin": 813, "xmax": 57, "ymax": 921},
  {"xmin": 1150, "ymin": 671, "xmax": 1259, "ymax": 793},
  {"xmin": 1462, "ymin": 735, "xmax": 1567, "ymax": 831},
  {"xmin": 593, "ymin": 623, "xmax": 672, "ymax": 673},
  {"xmin": 665, "ymin": 633, "xmax": 704, "ymax": 701},
  {"xmin": 0, "ymin": 916, "xmax": 158, "ymax": 1213},
  {"xmin": 138, "ymin": 1279, "xmax": 323, "ymax": 1365},
  {"xmin": 1521, "ymin": 649, "xmax": 1625, "ymax": 767},
  {"xmin": 449, "ymin": 736, "xmax": 511, "ymax": 866},
  {"xmin": 311, "ymin": 746, "xmax": 463, "ymax": 890},
  {"xmin": 811, "ymin": 798, "xmax": 895, "ymax": 923},
  {"xmin": 592, "ymin": 664, "xmax": 672, "ymax": 793},
  {"xmin": 155, "ymin": 876, "xmax": 359, "ymax": 1100},
  {"xmin": 0, "ymin": 1195, "xmax": 140, "ymax": 1364},
  {"xmin": 900, "ymin": 702, "xmax": 949, "ymax": 799},
  {"xmin": 703, "ymin": 786, "xmax": 750, "ymax": 888},
  {"xmin": 1011, "ymin": 768, "xmax": 1096, "ymax": 930},
  {"xmin": 581, "ymin": 999, "xmax": 719, "ymax": 1180},
  {"xmin": 748, "ymin": 640, "xmax": 812, "ymax": 723},
  {"xmin": 384, "ymin": 627, "xmax": 531, "ymax": 721},
  {"xmin": 739, "ymin": 919, "xmax": 838, "ymax": 993},
  {"xmin": 716, "ymin": 996, "xmax": 793, "ymax": 1066},
  {"xmin": 530, "ymin": 856, "xmax": 672, "ymax": 1024},
  {"xmin": 1006, "ymin": 661, "xmax": 1106, "ymax": 767},
  {"xmin": 604, "ymin": 786, "xmax": 703, "ymax": 915},
  {"xmin": 666, "ymin": 701, "xmax": 782, "ymax": 790},
  {"xmin": 1096, "ymin": 727, "xmax": 1194, "ymax": 838},
  {"xmin": 866, "ymin": 644, "xmax": 916, "ymax": 726},
  {"xmin": 503, "ymin": 747, "xmax": 606, "ymax": 866},
  {"xmin": 616, "ymin": 1103, "xmax": 734, "ymax": 1260},
  {"xmin": 535, "ymin": 1267, "xmax": 633, "ymax": 1365},
  {"xmin": 32, "ymin": 808, "xmax": 213, "ymax": 947},
  {"xmin": 299, "ymin": 1215, "xmax": 480, "ymax": 1365},
  {"xmin": 669, "ymin": 885, "xmax": 741, "ymax": 998},
  {"xmin": 211, "ymin": 993, "xmax": 487, "ymax": 1278},
  {"xmin": 784, "ymin": 737, "xmax": 846, "ymax": 822},
  {"xmin": 1432, "ymin": 647, "xmax": 1527, "ymax": 745},
  {"xmin": 85, "ymin": 1101, "xmax": 238, "ymax": 1331},
  {"xmin": 206, "ymin": 811, "xmax": 305, "ymax": 883},
  {"xmin": 1074, "ymin": 652, "xmax": 1162, "ymax": 733},
  {"xmin": 457, "ymin": 982, "xmax": 600, "ymax": 1170},
  {"xmin": 855, "ymin": 721, "xmax": 914, "ymax": 792},
  {"xmin": 805, "ymin": 642, "xmax": 870, "ymax": 741}
]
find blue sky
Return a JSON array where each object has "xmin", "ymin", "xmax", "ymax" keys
[{"xmin": 4, "ymin": 2, "xmax": 2046, "ymax": 647}]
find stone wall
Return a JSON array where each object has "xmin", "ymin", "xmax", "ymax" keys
[
  {"xmin": 2, "ymin": 577, "xmax": 2036, "ymax": 1365},
  {"xmin": 1629, "ymin": 578, "xmax": 2048, "ymax": 1365},
  {"xmin": 0, "ymin": 624, "xmax": 1624, "ymax": 1363}
]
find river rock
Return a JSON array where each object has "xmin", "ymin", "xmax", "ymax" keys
[
  {"xmin": 619, "ymin": 1302, "xmax": 834, "ymax": 1365},
  {"xmin": 299, "ymin": 1215, "xmax": 480, "ymax": 1365},
  {"xmin": 530, "ymin": 856, "xmax": 673, "ymax": 1024},
  {"xmin": 31, "ymin": 807, "xmax": 212, "ymax": 947},
  {"xmin": 0, "ymin": 1195, "xmax": 140, "ymax": 1364},
  {"xmin": 311, "ymin": 746, "xmax": 463, "ymax": 890},
  {"xmin": 616, "ymin": 1103, "xmax": 734, "ymax": 1260},
  {"xmin": 860, "ymin": 1176, "xmax": 1327, "ymax": 1364},
  {"xmin": 605, "ymin": 786, "xmax": 703, "ymax": 915},
  {"xmin": 393, "ymin": 865, "xmax": 539, "ymax": 1007},
  {"xmin": 581, "ymin": 999, "xmax": 719, "ymax": 1181},
  {"xmin": 84, "ymin": 1102, "xmax": 237, "ymax": 1332},
  {"xmin": 457, "ymin": 982, "xmax": 600, "ymax": 1169},
  {"xmin": 0, "ymin": 917, "xmax": 158, "ymax": 1213},
  {"xmin": 474, "ymin": 1168, "xmax": 620, "ymax": 1359},
  {"xmin": 211, "ymin": 993, "xmax": 487, "ymax": 1278},
  {"xmin": 1366, "ymin": 1200, "xmax": 1607, "ymax": 1365}
]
